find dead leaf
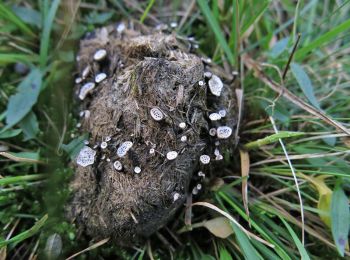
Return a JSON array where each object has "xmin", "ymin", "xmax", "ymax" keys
[
  {"xmin": 203, "ymin": 217, "xmax": 234, "ymax": 238},
  {"xmin": 66, "ymin": 238, "xmax": 109, "ymax": 260},
  {"xmin": 239, "ymin": 149, "xmax": 250, "ymax": 224}
]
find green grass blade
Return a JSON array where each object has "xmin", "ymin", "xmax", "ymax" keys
[
  {"xmin": 140, "ymin": 0, "xmax": 155, "ymax": 24},
  {"xmin": 0, "ymin": 53, "xmax": 38, "ymax": 65},
  {"xmin": 0, "ymin": 3, "xmax": 35, "ymax": 37},
  {"xmin": 0, "ymin": 174, "xmax": 46, "ymax": 186},
  {"xmin": 295, "ymin": 18, "xmax": 350, "ymax": 60},
  {"xmin": 197, "ymin": 0, "xmax": 234, "ymax": 65},
  {"xmin": 280, "ymin": 218, "xmax": 311, "ymax": 260},
  {"xmin": 40, "ymin": 0, "xmax": 60, "ymax": 68},
  {"xmin": 331, "ymin": 185, "xmax": 350, "ymax": 257},
  {"xmin": 0, "ymin": 214, "xmax": 48, "ymax": 247}
]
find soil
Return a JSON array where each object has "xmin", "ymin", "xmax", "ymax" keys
[{"xmin": 67, "ymin": 21, "xmax": 237, "ymax": 245}]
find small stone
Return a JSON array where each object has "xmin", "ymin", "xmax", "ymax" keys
[
  {"xmin": 95, "ymin": 73, "xmax": 107, "ymax": 83},
  {"xmin": 134, "ymin": 166, "xmax": 141, "ymax": 174},
  {"xmin": 79, "ymin": 82, "xmax": 95, "ymax": 100},
  {"xmin": 179, "ymin": 122, "xmax": 186, "ymax": 129},
  {"xmin": 76, "ymin": 146, "xmax": 96, "ymax": 167},
  {"xmin": 208, "ymin": 74, "xmax": 223, "ymax": 96},
  {"xmin": 94, "ymin": 49, "xmax": 107, "ymax": 61},
  {"xmin": 181, "ymin": 135, "xmax": 187, "ymax": 142},
  {"xmin": 209, "ymin": 113, "xmax": 221, "ymax": 121},
  {"xmin": 150, "ymin": 107, "xmax": 164, "ymax": 121},
  {"xmin": 166, "ymin": 151, "xmax": 178, "ymax": 160},
  {"xmin": 217, "ymin": 126, "xmax": 232, "ymax": 139},
  {"xmin": 209, "ymin": 128, "xmax": 217, "ymax": 136},
  {"xmin": 100, "ymin": 141, "xmax": 108, "ymax": 149},
  {"xmin": 199, "ymin": 154, "xmax": 210, "ymax": 164}
]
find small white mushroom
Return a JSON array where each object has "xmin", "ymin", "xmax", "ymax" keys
[
  {"xmin": 204, "ymin": 71, "xmax": 212, "ymax": 78},
  {"xmin": 179, "ymin": 122, "xmax": 186, "ymax": 129},
  {"xmin": 134, "ymin": 166, "xmax": 141, "ymax": 174},
  {"xmin": 84, "ymin": 110, "xmax": 91, "ymax": 119},
  {"xmin": 199, "ymin": 154, "xmax": 210, "ymax": 164},
  {"xmin": 75, "ymin": 77, "xmax": 83, "ymax": 84},
  {"xmin": 218, "ymin": 109, "xmax": 226, "ymax": 117},
  {"xmin": 95, "ymin": 73, "xmax": 107, "ymax": 83},
  {"xmin": 198, "ymin": 80, "xmax": 205, "ymax": 86},
  {"xmin": 76, "ymin": 146, "xmax": 96, "ymax": 167},
  {"xmin": 173, "ymin": 192, "xmax": 180, "ymax": 202},
  {"xmin": 170, "ymin": 22, "xmax": 178, "ymax": 28},
  {"xmin": 208, "ymin": 74, "xmax": 223, "ymax": 96},
  {"xmin": 198, "ymin": 171, "xmax": 205, "ymax": 178},
  {"xmin": 209, "ymin": 128, "xmax": 217, "ymax": 136},
  {"xmin": 117, "ymin": 141, "xmax": 133, "ymax": 157},
  {"xmin": 116, "ymin": 22, "xmax": 126, "ymax": 33},
  {"xmin": 82, "ymin": 66, "xmax": 90, "ymax": 79},
  {"xmin": 76, "ymin": 123, "xmax": 81, "ymax": 128},
  {"xmin": 149, "ymin": 148, "xmax": 155, "ymax": 154},
  {"xmin": 181, "ymin": 135, "xmax": 187, "ymax": 142},
  {"xmin": 217, "ymin": 126, "xmax": 232, "ymax": 139},
  {"xmin": 150, "ymin": 107, "xmax": 164, "ymax": 121},
  {"xmin": 106, "ymin": 158, "xmax": 111, "ymax": 162},
  {"xmin": 166, "ymin": 151, "xmax": 178, "ymax": 160},
  {"xmin": 100, "ymin": 141, "xmax": 108, "ymax": 149},
  {"xmin": 209, "ymin": 113, "xmax": 221, "ymax": 121},
  {"xmin": 214, "ymin": 148, "xmax": 220, "ymax": 156},
  {"xmin": 196, "ymin": 184, "xmax": 202, "ymax": 190},
  {"xmin": 192, "ymin": 187, "xmax": 199, "ymax": 195},
  {"xmin": 113, "ymin": 161, "xmax": 123, "ymax": 171},
  {"xmin": 105, "ymin": 136, "xmax": 111, "ymax": 142},
  {"xmin": 93, "ymin": 49, "xmax": 107, "ymax": 61},
  {"xmin": 83, "ymin": 140, "xmax": 89, "ymax": 145},
  {"xmin": 79, "ymin": 82, "xmax": 95, "ymax": 100},
  {"xmin": 216, "ymin": 154, "xmax": 223, "ymax": 161},
  {"xmin": 79, "ymin": 111, "xmax": 85, "ymax": 117},
  {"xmin": 215, "ymin": 141, "xmax": 220, "ymax": 146}
]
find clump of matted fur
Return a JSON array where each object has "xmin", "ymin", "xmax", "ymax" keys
[{"xmin": 67, "ymin": 22, "xmax": 237, "ymax": 245}]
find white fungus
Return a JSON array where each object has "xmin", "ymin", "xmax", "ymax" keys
[
  {"xmin": 79, "ymin": 111, "xmax": 85, "ymax": 117},
  {"xmin": 117, "ymin": 141, "xmax": 133, "ymax": 157},
  {"xmin": 218, "ymin": 109, "xmax": 226, "ymax": 117},
  {"xmin": 199, "ymin": 154, "xmax": 210, "ymax": 164},
  {"xmin": 82, "ymin": 66, "xmax": 90, "ymax": 79},
  {"xmin": 95, "ymin": 72, "xmax": 107, "ymax": 83},
  {"xmin": 134, "ymin": 166, "xmax": 141, "ymax": 174},
  {"xmin": 196, "ymin": 184, "xmax": 202, "ymax": 190},
  {"xmin": 179, "ymin": 122, "xmax": 186, "ymax": 129},
  {"xmin": 204, "ymin": 71, "xmax": 212, "ymax": 78},
  {"xmin": 217, "ymin": 126, "xmax": 232, "ymax": 139},
  {"xmin": 113, "ymin": 161, "xmax": 123, "ymax": 171},
  {"xmin": 166, "ymin": 151, "xmax": 178, "ymax": 160},
  {"xmin": 84, "ymin": 110, "xmax": 91, "ymax": 119},
  {"xmin": 214, "ymin": 148, "xmax": 220, "ymax": 156},
  {"xmin": 208, "ymin": 74, "xmax": 223, "ymax": 96},
  {"xmin": 198, "ymin": 80, "xmax": 205, "ymax": 86},
  {"xmin": 173, "ymin": 192, "xmax": 180, "ymax": 202},
  {"xmin": 75, "ymin": 77, "xmax": 83, "ymax": 84},
  {"xmin": 149, "ymin": 148, "xmax": 155, "ymax": 154},
  {"xmin": 79, "ymin": 82, "xmax": 95, "ymax": 100},
  {"xmin": 93, "ymin": 49, "xmax": 107, "ymax": 61},
  {"xmin": 105, "ymin": 136, "xmax": 111, "ymax": 142},
  {"xmin": 181, "ymin": 135, "xmax": 187, "ymax": 142},
  {"xmin": 192, "ymin": 187, "xmax": 199, "ymax": 195},
  {"xmin": 76, "ymin": 123, "xmax": 81, "ymax": 128},
  {"xmin": 83, "ymin": 140, "xmax": 89, "ymax": 145},
  {"xmin": 198, "ymin": 171, "xmax": 205, "ymax": 178},
  {"xmin": 106, "ymin": 158, "xmax": 111, "ymax": 162},
  {"xmin": 76, "ymin": 146, "xmax": 96, "ymax": 167},
  {"xmin": 216, "ymin": 154, "xmax": 223, "ymax": 161},
  {"xmin": 170, "ymin": 22, "xmax": 178, "ymax": 28},
  {"xmin": 209, "ymin": 113, "xmax": 221, "ymax": 121},
  {"xmin": 116, "ymin": 22, "xmax": 126, "ymax": 33},
  {"xmin": 100, "ymin": 141, "xmax": 108, "ymax": 149},
  {"xmin": 150, "ymin": 107, "xmax": 164, "ymax": 121},
  {"xmin": 209, "ymin": 128, "xmax": 217, "ymax": 136}
]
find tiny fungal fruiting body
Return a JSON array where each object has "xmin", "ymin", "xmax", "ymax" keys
[
  {"xmin": 150, "ymin": 107, "xmax": 164, "ymax": 121},
  {"xmin": 217, "ymin": 126, "xmax": 233, "ymax": 139},
  {"xmin": 93, "ymin": 49, "xmax": 107, "ymax": 61},
  {"xmin": 76, "ymin": 146, "xmax": 96, "ymax": 167},
  {"xmin": 199, "ymin": 154, "xmax": 210, "ymax": 164},
  {"xmin": 166, "ymin": 151, "xmax": 178, "ymax": 160},
  {"xmin": 208, "ymin": 74, "xmax": 223, "ymax": 96},
  {"xmin": 79, "ymin": 82, "xmax": 95, "ymax": 100},
  {"xmin": 95, "ymin": 73, "xmax": 107, "ymax": 83},
  {"xmin": 117, "ymin": 141, "xmax": 133, "ymax": 157}
]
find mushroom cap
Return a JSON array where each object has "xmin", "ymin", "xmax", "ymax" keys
[
  {"xmin": 134, "ymin": 166, "xmax": 141, "ymax": 174},
  {"xmin": 76, "ymin": 146, "xmax": 96, "ymax": 167},
  {"xmin": 150, "ymin": 107, "xmax": 164, "ymax": 121},
  {"xmin": 166, "ymin": 151, "xmax": 178, "ymax": 160},
  {"xmin": 209, "ymin": 113, "xmax": 221, "ymax": 121},
  {"xmin": 199, "ymin": 154, "xmax": 210, "ymax": 164},
  {"xmin": 209, "ymin": 128, "xmax": 217, "ymax": 136},
  {"xmin": 178, "ymin": 122, "xmax": 186, "ymax": 129},
  {"xmin": 218, "ymin": 109, "xmax": 226, "ymax": 117},
  {"xmin": 100, "ymin": 141, "xmax": 108, "ymax": 149},
  {"xmin": 217, "ymin": 126, "xmax": 232, "ymax": 139},
  {"xmin": 208, "ymin": 74, "xmax": 223, "ymax": 96},
  {"xmin": 113, "ymin": 161, "xmax": 123, "ymax": 171},
  {"xmin": 180, "ymin": 135, "xmax": 187, "ymax": 142},
  {"xmin": 93, "ymin": 49, "xmax": 107, "ymax": 61},
  {"xmin": 95, "ymin": 73, "xmax": 107, "ymax": 83},
  {"xmin": 79, "ymin": 82, "xmax": 95, "ymax": 100},
  {"xmin": 117, "ymin": 141, "xmax": 133, "ymax": 157}
]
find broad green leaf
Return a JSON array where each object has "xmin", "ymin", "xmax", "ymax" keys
[
  {"xmin": 0, "ymin": 214, "xmax": 48, "ymax": 247},
  {"xmin": 45, "ymin": 233, "xmax": 62, "ymax": 260},
  {"xmin": 19, "ymin": 111, "xmax": 39, "ymax": 141},
  {"xmin": 280, "ymin": 218, "xmax": 310, "ymax": 260},
  {"xmin": 203, "ymin": 217, "xmax": 234, "ymax": 239},
  {"xmin": 197, "ymin": 0, "xmax": 234, "ymax": 65},
  {"xmin": 0, "ymin": 129, "xmax": 22, "ymax": 139},
  {"xmin": 231, "ymin": 223, "xmax": 262, "ymax": 260},
  {"xmin": 331, "ymin": 185, "xmax": 350, "ymax": 257},
  {"xmin": 290, "ymin": 63, "xmax": 320, "ymax": 109},
  {"xmin": 12, "ymin": 5, "xmax": 41, "ymax": 28},
  {"xmin": 269, "ymin": 37, "xmax": 289, "ymax": 58},
  {"xmin": 5, "ymin": 68, "xmax": 42, "ymax": 130},
  {"xmin": 61, "ymin": 134, "xmax": 88, "ymax": 159}
]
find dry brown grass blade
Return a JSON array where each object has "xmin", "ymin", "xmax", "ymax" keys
[
  {"xmin": 192, "ymin": 202, "xmax": 274, "ymax": 248},
  {"xmin": 239, "ymin": 149, "xmax": 250, "ymax": 225},
  {"xmin": 0, "ymin": 152, "xmax": 43, "ymax": 164},
  {"xmin": 66, "ymin": 238, "xmax": 110, "ymax": 260},
  {"xmin": 243, "ymin": 54, "xmax": 350, "ymax": 136}
]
